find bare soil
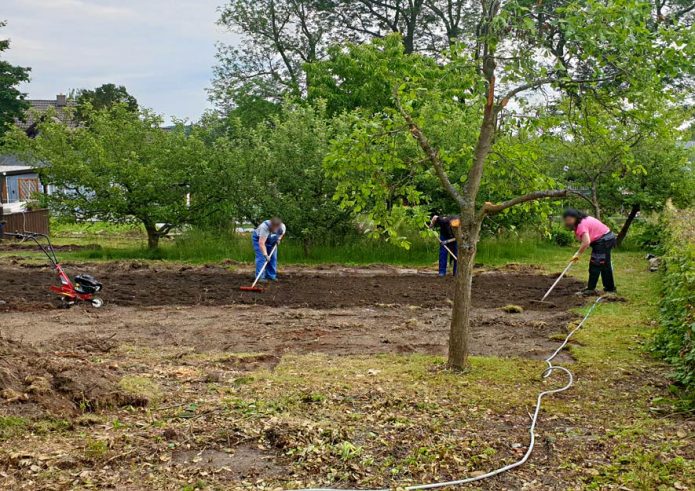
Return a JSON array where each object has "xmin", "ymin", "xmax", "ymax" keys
[
  {"xmin": 0, "ymin": 262, "xmax": 584, "ymax": 421},
  {"xmin": 0, "ymin": 263, "xmax": 583, "ymax": 365},
  {"xmin": 0, "ymin": 262, "xmax": 583, "ymax": 311}
]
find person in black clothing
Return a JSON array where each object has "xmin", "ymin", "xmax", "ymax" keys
[
  {"xmin": 429, "ymin": 214, "xmax": 459, "ymax": 276},
  {"xmin": 563, "ymin": 208, "xmax": 618, "ymax": 295}
]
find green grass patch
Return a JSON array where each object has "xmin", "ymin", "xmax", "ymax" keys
[
  {"xmin": 37, "ymin": 226, "xmax": 576, "ymax": 268},
  {"xmin": 118, "ymin": 375, "xmax": 162, "ymax": 404},
  {"xmin": 0, "ymin": 416, "xmax": 27, "ymax": 440}
]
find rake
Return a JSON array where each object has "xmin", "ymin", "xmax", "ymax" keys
[
  {"xmin": 531, "ymin": 252, "xmax": 579, "ymax": 307},
  {"xmin": 239, "ymin": 244, "xmax": 278, "ymax": 292}
]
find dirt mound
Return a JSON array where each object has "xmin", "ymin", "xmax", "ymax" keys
[
  {"xmin": 0, "ymin": 262, "xmax": 584, "ymax": 311},
  {"xmin": 0, "ymin": 337, "xmax": 147, "ymax": 417}
]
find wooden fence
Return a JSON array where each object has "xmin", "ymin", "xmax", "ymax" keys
[{"xmin": 1, "ymin": 208, "xmax": 50, "ymax": 235}]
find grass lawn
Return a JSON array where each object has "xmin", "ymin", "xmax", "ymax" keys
[{"xmin": 7, "ymin": 221, "xmax": 574, "ymax": 268}]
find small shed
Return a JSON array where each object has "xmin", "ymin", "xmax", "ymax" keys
[{"xmin": 0, "ymin": 155, "xmax": 44, "ymax": 208}]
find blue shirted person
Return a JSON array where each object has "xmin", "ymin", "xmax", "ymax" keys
[{"xmin": 252, "ymin": 217, "xmax": 286, "ymax": 281}]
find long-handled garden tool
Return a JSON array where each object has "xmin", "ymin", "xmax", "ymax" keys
[
  {"xmin": 531, "ymin": 251, "xmax": 579, "ymax": 306},
  {"xmin": 439, "ymin": 238, "xmax": 457, "ymax": 261},
  {"xmin": 427, "ymin": 219, "xmax": 458, "ymax": 262},
  {"xmin": 240, "ymin": 244, "xmax": 278, "ymax": 292}
]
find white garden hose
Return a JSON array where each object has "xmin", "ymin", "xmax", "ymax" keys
[{"xmin": 297, "ymin": 296, "xmax": 605, "ymax": 491}]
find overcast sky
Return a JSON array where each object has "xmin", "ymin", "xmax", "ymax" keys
[{"xmin": 2, "ymin": 0, "xmax": 238, "ymax": 122}]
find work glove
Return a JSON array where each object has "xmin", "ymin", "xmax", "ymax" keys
[
  {"xmin": 570, "ymin": 253, "xmax": 580, "ymax": 263},
  {"xmin": 265, "ymin": 254, "xmax": 272, "ymax": 262}
]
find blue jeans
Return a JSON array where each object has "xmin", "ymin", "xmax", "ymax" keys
[
  {"xmin": 439, "ymin": 239, "xmax": 457, "ymax": 276},
  {"xmin": 252, "ymin": 232, "xmax": 278, "ymax": 280}
]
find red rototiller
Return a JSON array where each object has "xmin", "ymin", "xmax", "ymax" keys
[{"xmin": 3, "ymin": 231, "xmax": 104, "ymax": 308}]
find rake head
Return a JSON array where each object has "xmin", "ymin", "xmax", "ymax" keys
[
  {"xmin": 239, "ymin": 285, "xmax": 265, "ymax": 292},
  {"xmin": 530, "ymin": 299, "xmax": 558, "ymax": 308}
]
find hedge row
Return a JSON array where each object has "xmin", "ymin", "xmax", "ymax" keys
[{"xmin": 652, "ymin": 208, "xmax": 695, "ymax": 409}]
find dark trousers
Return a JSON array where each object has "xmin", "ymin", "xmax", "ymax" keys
[
  {"xmin": 588, "ymin": 232, "xmax": 617, "ymax": 291},
  {"xmin": 438, "ymin": 240, "xmax": 457, "ymax": 276}
]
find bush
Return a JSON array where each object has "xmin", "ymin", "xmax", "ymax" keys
[
  {"xmin": 634, "ymin": 220, "xmax": 666, "ymax": 253},
  {"xmin": 652, "ymin": 208, "xmax": 695, "ymax": 409},
  {"xmin": 550, "ymin": 226, "xmax": 575, "ymax": 247}
]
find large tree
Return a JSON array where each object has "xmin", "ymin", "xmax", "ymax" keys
[
  {"xmin": 6, "ymin": 105, "xmax": 230, "ymax": 249},
  {"xmin": 0, "ymin": 20, "xmax": 30, "ymax": 137},
  {"xmin": 325, "ymin": 0, "xmax": 693, "ymax": 369},
  {"xmin": 211, "ymin": 0, "xmax": 488, "ymax": 110},
  {"xmin": 199, "ymin": 102, "xmax": 353, "ymax": 251},
  {"xmin": 211, "ymin": 0, "xmax": 333, "ymax": 109},
  {"xmin": 74, "ymin": 83, "xmax": 138, "ymax": 122}
]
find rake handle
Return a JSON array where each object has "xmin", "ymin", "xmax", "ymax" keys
[
  {"xmin": 540, "ymin": 253, "xmax": 578, "ymax": 302},
  {"xmin": 250, "ymin": 244, "xmax": 278, "ymax": 289},
  {"xmin": 438, "ymin": 238, "xmax": 458, "ymax": 261}
]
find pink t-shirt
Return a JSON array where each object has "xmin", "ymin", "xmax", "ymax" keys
[{"xmin": 575, "ymin": 216, "xmax": 610, "ymax": 243}]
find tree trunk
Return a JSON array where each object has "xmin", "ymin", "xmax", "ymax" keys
[
  {"xmin": 591, "ymin": 184, "xmax": 601, "ymax": 221},
  {"xmin": 616, "ymin": 204, "xmax": 640, "ymax": 247},
  {"xmin": 144, "ymin": 223, "xmax": 160, "ymax": 249},
  {"xmin": 448, "ymin": 217, "xmax": 481, "ymax": 370},
  {"xmin": 447, "ymin": 55, "xmax": 497, "ymax": 370}
]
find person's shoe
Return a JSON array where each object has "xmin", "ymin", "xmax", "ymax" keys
[
  {"xmin": 575, "ymin": 288, "xmax": 598, "ymax": 296},
  {"xmin": 602, "ymin": 290, "xmax": 618, "ymax": 299},
  {"xmin": 267, "ymin": 277, "xmax": 278, "ymax": 282}
]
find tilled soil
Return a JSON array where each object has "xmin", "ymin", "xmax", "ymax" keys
[
  {"xmin": 0, "ymin": 263, "xmax": 584, "ymax": 370},
  {"xmin": 0, "ymin": 263, "xmax": 584, "ymax": 311},
  {"xmin": 2, "ymin": 304, "xmax": 578, "ymax": 362}
]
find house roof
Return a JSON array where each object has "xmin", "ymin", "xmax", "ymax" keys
[
  {"xmin": 0, "ymin": 165, "xmax": 36, "ymax": 176},
  {"xmin": 16, "ymin": 95, "xmax": 77, "ymax": 130},
  {"xmin": 0, "ymin": 155, "xmax": 38, "ymax": 175}
]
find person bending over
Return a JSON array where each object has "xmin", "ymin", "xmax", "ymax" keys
[
  {"xmin": 563, "ymin": 209, "xmax": 617, "ymax": 295},
  {"xmin": 429, "ymin": 214, "xmax": 459, "ymax": 277},
  {"xmin": 252, "ymin": 217, "xmax": 286, "ymax": 282}
]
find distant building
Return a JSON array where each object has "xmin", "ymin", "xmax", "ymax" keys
[
  {"xmin": 1, "ymin": 95, "xmax": 74, "ymax": 212},
  {"xmin": 18, "ymin": 94, "xmax": 77, "ymax": 135},
  {"xmin": 0, "ymin": 155, "xmax": 45, "ymax": 213}
]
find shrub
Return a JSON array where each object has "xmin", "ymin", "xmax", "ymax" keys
[
  {"xmin": 634, "ymin": 220, "xmax": 666, "ymax": 253},
  {"xmin": 652, "ymin": 208, "xmax": 695, "ymax": 409},
  {"xmin": 550, "ymin": 226, "xmax": 575, "ymax": 247}
]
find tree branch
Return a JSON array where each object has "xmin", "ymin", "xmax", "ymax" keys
[
  {"xmin": 570, "ymin": 188, "xmax": 596, "ymax": 208},
  {"xmin": 394, "ymin": 93, "xmax": 466, "ymax": 208},
  {"xmin": 497, "ymin": 76, "xmax": 615, "ymax": 108},
  {"xmin": 498, "ymin": 78, "xmax": 556, "ymax": 108},
  {"xmin": 482, "ymin": 189, "xmax": 572, "ymax": 215}
]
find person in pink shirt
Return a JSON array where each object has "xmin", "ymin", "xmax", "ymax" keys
[{"xmin": 563, "ymin": 209, "xmax": 617, "ymax": 295}]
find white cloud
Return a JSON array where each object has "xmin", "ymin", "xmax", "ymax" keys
[{"xmin": 2, "ymin": 0, "xmax": 237, "ymax": 122}]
